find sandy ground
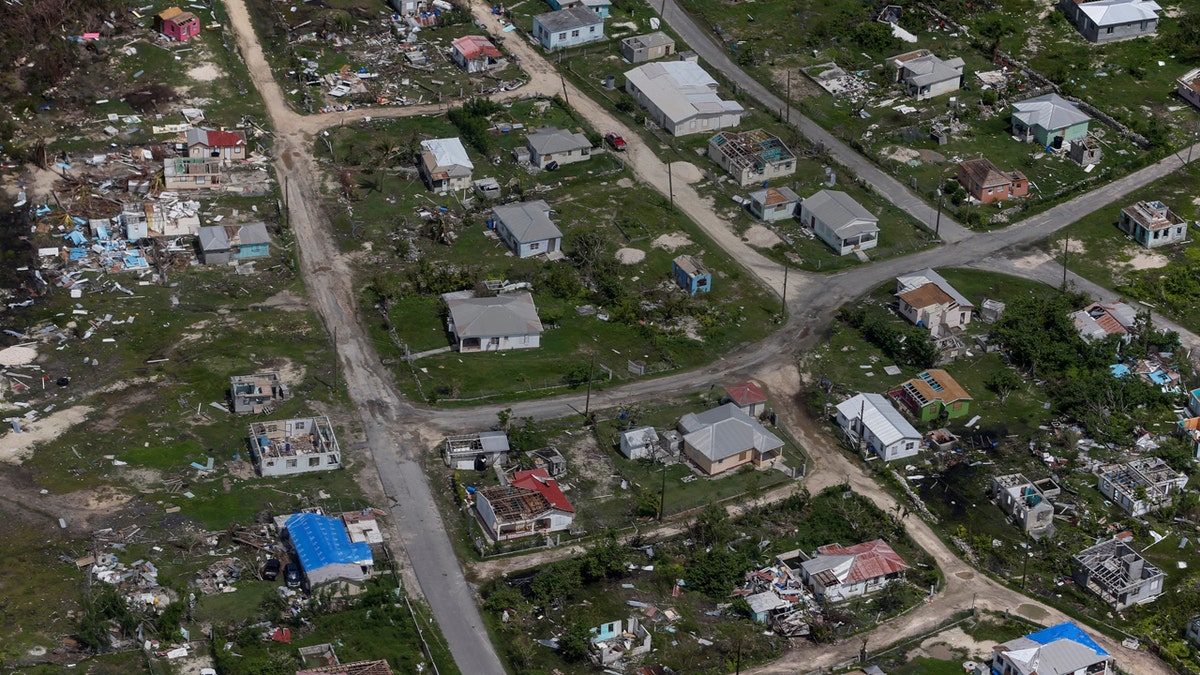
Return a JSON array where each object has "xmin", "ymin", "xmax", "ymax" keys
[
  {"xmin": 617, "ymin": 177, "xmax": 634, "ymax": 189},
  {"xmin": 0, "ymin": 405, "xmax": 92, "ymax": 464},
  {"xmin": 0, "ymin": 346, "xmax": 38, "ymax": 366},
  {"xmin": 615, "ymin": 247, "xmax": 646, "ymax": 264},
  {"xmin": 652, "ymin": 232, "xmax": 693, "ymax": 251},
  {"xmin": 669, "ymin": 161, "xmax": 704, "ymax": 183},
  {"xmin": 253, "ymin": 288, "xmax": 311, "ymax": 311},
  {"xmin": 884, "ymin": 146, "xmax": 921, "ymax": 163},
  {"xmin": 744, "ymin": 224, "xmax": 785, "ymax": 248},
  {"xmin": 906, "ymin": 626, "xmax": 996, "ymax": 663},
  {"xmin": 187, "ymin": 62, "xmax": 223, "ymax": 82},
  {"xmin": 1125, "ymin": 249, "xmax": 1170, "ymax": 270}
]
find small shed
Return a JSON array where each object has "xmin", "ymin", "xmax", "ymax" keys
[
  {"xmin": 725, "ymin": 381, "xmax": 768, "ymax": 417},
  {"xmin": 748, "ymin": 186, "xmax": 799, "ymax": 222},
  {"xmin": 672, "ymin": 255, "xmax": 711, "ymax": 295},
  {"xmin": 619, "ymin": 426, "xmax": 658, "ymax": 459},
  {"xmin": 980, "ymin": 298, "xmax": 1006, "ymax": 323}
]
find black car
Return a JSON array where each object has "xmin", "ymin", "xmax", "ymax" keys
[
  {"xmin": 262, "ymin": 558, "xmax": 281, "ymax": 581},
  {"xmin": 284, "ymin": 562, "xmax": 301, "ymax": 588}
]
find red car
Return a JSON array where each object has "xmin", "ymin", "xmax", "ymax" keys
[{"xmin": 605, "ymin": 133, "xmax": 627, "ymax": 151}]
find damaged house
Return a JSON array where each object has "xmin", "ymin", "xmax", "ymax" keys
[
  {"xmin": 443, "ymin": 430, "xmax": 510, "ymax": 469},
  {"xmin": 474, "ymin": 468, "xmax": 574, "ymax": 541},
  {"xmin": 197, "ymin": 222, "xmax": 271, "ymax": 264},
  {"xmin": 589, "ymin": 618, "xmax": 651, "ymax": 666},
  {"xmin": 249, "ymin": 416, "xmax": 341, "ymax": 477},
  {"xmin": 418, "ymin": 138, "xmax": 474, "ymax": 194},
  {"xmin": 992, "ymin": 473, "xmax": 1060, "ymax": 536},
  {"xmin": 706, "ymin": 129, "xmax": 797, "ymax": 187},
  {"xmin": 230, "ymin": 372, "xmax": 291, "ymax": 414},
  {"xmin": 186, "ymin": 129, "xmax": 248, "ymax": 163},
  {"xmin": 163, "ymin": 157, "xmax": 223, "ymax": 190},
  {"xmin": 800, "ymin": 539, "xmax": 909, "ymax": 602},
  {"xmin": 1071, "ymin": 536, "xmax": 1164, "ymax": 610},
  {"xmin": 1096, "ymin": 458, "xmax": 1187, "ymax": 517},
  {"xmin": 282, "ymin": 512, "xmax": 374, "ymax": 592}
]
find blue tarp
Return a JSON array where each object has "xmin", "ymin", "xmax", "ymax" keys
[
  {"xmin": 64, "ymin": 230, "xmax": 87, "ymax": 245},
  {"xmin": 1149, "ymin": 370, "xmax": 1171, "ymax": 385},
  {"xmin": 284, "ymin": 513, "xmax": 372, "ymax": 573},
  {"xmin": 1024, "ymin": 622, "xmax": 1108, "ymax": 656},
  {"xmin": 1109, "ymin": 364, "xmax": 1129, "ymax": 378}
]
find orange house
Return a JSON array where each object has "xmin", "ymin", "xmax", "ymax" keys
[{"xmin": 957, "ymin": 158, "xmax": 1029, "ymax": 204}]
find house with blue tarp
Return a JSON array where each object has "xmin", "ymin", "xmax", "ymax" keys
[
  {"xmin": 991, "ymin": 622, "xmax": 1111, "ymax": 675},
  {"xmin": 672, "ymin": 254, "xmax": 711, "ymax": 295},
  {"xmin": 283, "ymin": 512, "xmax": 374, "ymax": 590}
]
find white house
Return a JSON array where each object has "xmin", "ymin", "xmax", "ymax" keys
[
  {"xmin": 446, "ymin": 292, "xmax": 543, "ymax": 353},
  {"xmin": 835, "ymin": 393, "xmax": 922, "ymax": 461},
  {"xmin": 282, "ymin": 512, "xmax": 374, "ymax": 589},
  {"xmin": 992, "ymin": 622, "xmax": 1113, "ymax": 675},
  {"xmin": 800, "ymin": 539, "xmax": 909, "ymax": 602},
  {"xmin": 525, "ymin": 127, "xmax": 592, "ymax": 169},
  {"xmin": 799, "ymin": 190, "xmax": 879, "ymax": 256},
  {"xmin": 888, "ymin": 49, "xmax": 965, "ymax": 100},
  {"xmin": 532, "ymin": 6, "xmax": 605, "ymax": 51},
  {"xmin": 474, "ymin": 468, "xmax": 574, "ymax": 541},
  {"xmin": 895, "ymin": 268, "xmax": 974, "ymax": 337},
  {"xmin": 619, "ymin": 426, "xmax": 658, "ymax": 460},
  {"xmin": 491, "ymin": 200, "xmax": 563, "ymax": 258},
  {"xmin": 450, "ymin": 35, "xmax": 505, "ymax": 73},
  {"xmin": 419, "ymin": 138, "xmax": 474, "ymax": 194},
  {"xmin": 624, "ymin": 61, "xmax": 744, "ymax": 137}
]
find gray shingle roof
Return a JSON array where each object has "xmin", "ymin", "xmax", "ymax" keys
[
  {"xmin": 493, "ymin": 200, "xmax": 563, "ymax": 244},
  {"xmin": 447, "ymin": 292, "xmax": 543, "ymax": 338},
  {"xmin": 534, "ymin": 5, "xmax": 603, "ymax": 32},
  {"xmin": 678, "ymin": 403, "xmax": 784, "ymax": 462},
  {"xmin": 1011, "ymin": 93, "xmax": 1091, "ymax": 132},
  {"xmin": 803, "ymin": 189, "xmax": 878, "ymax": 237},
  {"xmin": 526, "ymin": 127, "xmax": 591, "ymax": 156}
]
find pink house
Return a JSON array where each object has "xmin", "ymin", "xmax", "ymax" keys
[{"xmin": 156, "ymin": 7, "xmax": 200, "ymax": 42}]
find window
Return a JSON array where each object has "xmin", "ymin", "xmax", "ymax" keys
[
  {"xmin": 558, "ymin": 32, "xmax": 567, "ymax": 39},
  {"xmin": 1106, "ymin": 26, "xmax": 1114, "ymax": 34},
  {"xmin": 530, "ymin": 242, "xmax": 541, "ymax": 250},
  {"xmin": 571, "ymin": 29, "xmax": 580, "ymax": 37},
  {"xmin": 286, "ymin": 459, "xmax": 298, "ymax": 468},
  {"xmin": 309, "ymin": 457, "xmax": 320, "ymax": 467},
  {"xmin": 328, "ymin": 455, "xmax": 339, "ymax": 464},
  {"xmin": 589, "ymin": 25, "xmax": 596, "ymax": 32}
]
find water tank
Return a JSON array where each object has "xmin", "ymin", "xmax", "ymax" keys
[{"xmin": 604, "ymin": 75, "xmax": 615, "ymax": 89}]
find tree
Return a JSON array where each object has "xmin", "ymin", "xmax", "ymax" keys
[
  {"xmin": 685, "ymin": 549, "xmax": 751, "ymax": 598},
  {"xmin": 852, "ymin": 22, "xmax": 898, "ymax": 53},
  {"xmin": 557, "ymin": 622, "xmax": 592, "ymax": 661},
  {"xmin": 691, "ymin": 503, "xmax": 734, "ymax": 548},
  {"xmin": 530, "ymin": 560, "xmax": 581, "ymax": 606},
  {"xmin": 986, "ymin": 369, "xmax": 1023, "ymax": 404}
]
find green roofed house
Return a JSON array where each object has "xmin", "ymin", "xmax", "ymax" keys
[
  {"xmin": 1010, "ymin": 93, "xmax": 1091, "ymax": 148},
  {"xmin": 888, "ymin": 369, "xmax": 972, "ymax": 422}
]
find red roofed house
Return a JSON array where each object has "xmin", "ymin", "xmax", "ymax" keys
[
  {"xmin": 450, "ymin": 35, "xmax": 506, "ymax": 73},
  {"xmin": 799, "ymin": 539, "xmax": 909, "ymax": 602},
  {"xmin": 473, "ymin": 468, "xmax": 574, "ymax": 541},
  {"xmin": 724, "ymin": 381, "xmax": 768, "ymax": 417},
  {"xmin": 156, "ymin": 7, "xmax": 200, "ymax": 42},
  {"xmin": 187, "ymin": 128, "xmax": 248, "ymax": 163}
]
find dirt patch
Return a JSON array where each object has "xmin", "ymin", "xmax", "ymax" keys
[
  {"xmin": 883, "ymin": 146, "xmax": 921, "ymax": 163},
  {"xmin": 652, "ymin": 232, "xmax": 693, "ymax": 251},
  {"xmin": 0, "ymin": 345, "xmax": 37, "ymax": 366},
  {"xmin": 187, "ymin": 63, "xmax": 223, "ymax": 82},
  {"xmin": 0, "ymin": 405, "xmax": 92, "ymax": 464},
  {"xmin": 615, "ymin": 247, "xmax": 646, "ymax": 265},
  {"xmin": 907, "ymin": 626, "xmax": 995, "ymax": 663},
  {"xmin": 617, "ymin": 178, "xmax": 634, "ymax": 189},
  {"xmin": 918, "ymin": 149, "xmax": 946, "ymax": 163},
  {"xmin": 743, "ymin": 224, "xmax": 784, "ymax": 248},
  {"xmin": 668, "ymin": 161, "xmax": 703, "ymax": 184},
  {"xmin": 254, "ymin": 289, "xmax": 310, "ymax": 312},
  {"xmin": 1124, "ymin": 249, "xmax": 1170, "ymax": 270},
  {"xmin": 272, "ymin": 358, "xmax": 307, "ymax": 387},
  {"xmin": 1009, "ymin": 251, "xmax": 1051, "ymax": 270}
]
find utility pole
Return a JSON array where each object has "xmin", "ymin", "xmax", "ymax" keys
[
  {"xmin": 785, "ymin": 70, "xmax": 791, "ymax": 123},
  {"xmin": 1061, "ymin": 235, "xmax": 1069, "ymax": 291},
  {"xmin": 780, "ymin": 264, "xmax": 789, "ymax": 319},
  {"xmin": 559, "ymin": 70, "xmax": 570, "ymax": 106},
  {"xmin": 667, "ymin": 160, "xmax": 674, "ymax": 209},
  {"xmin": 583, "ymin": 351, "xmax": 595, "ymax": 420},
  {"xmin": 658, "ymin": 450, "xmax": 667, "ymax": 521},
  {"xmin": 934, "ymin": 189, "xmax": 943, "ymax": 240}
]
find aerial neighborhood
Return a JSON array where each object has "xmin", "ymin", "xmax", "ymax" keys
[{"xmin": 1, "ymin": 0, "xmax": 1199, "ymax": 672}]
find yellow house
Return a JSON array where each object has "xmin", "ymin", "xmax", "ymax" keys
[{"xmin": 677, "ymin": 403, "xmax": 784, "ymax": 475}]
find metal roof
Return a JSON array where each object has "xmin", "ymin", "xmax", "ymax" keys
[
  {"xmin": 451, "ymin": 35, "xmax": 502, "ymax": 60},
  {"xmin": 678, "ymin": 403, "xmax": 784, "ymax": 462},
  {"xmin": 749, "ymin": 187, "xmax": 799, "ymax": 206},
  {"xmin": 1078, "ymin": 0, "xmax": 1160, "ymax": 26},
  {"xmin": 493, "ymin": 200, "xmax": 563, "ymax": 243},
  {"xmin": 526, "ymin": 127, "xmax": 591, "ymax": 156},
  {"xmin": 420, "ymin": 137, "xmax": 474, "ymax": 176},
  {"xmin": 895, "ymin": 268, "xmax": 973, "ymax": 309},
  {"xmin": 622, "ymin": 31, "xmax": 674, "ymax": 49},
  {"xmin": 624, "ymin": 61, "xmax": 744, "ymax": 127},
  {"xmin": 534, "ymin": 6, "xmax": 604, "ymax": 32},
  {"xmin": 836, "ymin": 393, "xmax": 920, "ymax": 446},
  {"xmin": 802, "ymin": 190, "xmax": 878, "ymax": 236},
  {"xmin": 447, "ymin": 292, "xmax": 544, "ymax": 338},
  {"xmin": 1012, "ymin": 93, "xmax": 1091, "ymax": 132}
]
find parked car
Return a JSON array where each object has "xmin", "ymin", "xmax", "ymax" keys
[
  {"xmin": 262, "ymin": 558, "xmax": 281, "ymax": 581},
  {"xmin": 605, "ymin": 132, "xmax": 627, "ymax": 151},
  {"xmin": 284, "ymin": 562, "xmax": 301, "ymax": 588}
]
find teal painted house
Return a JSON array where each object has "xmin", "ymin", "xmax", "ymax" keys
[
  {"xmin": 546, "ymin": 0, "xmax": 611, "ymax": 18},
  {"xmin": 672, "ymin": 254, "xmax": 711, "ymax": 295},
  {"xmin": 1011, "ymin": 93, "xmax": 1091, "ymax": 148},
  {"xmin": 198, "ymin": 222, "xmax": 271, "ymax": 265}
]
